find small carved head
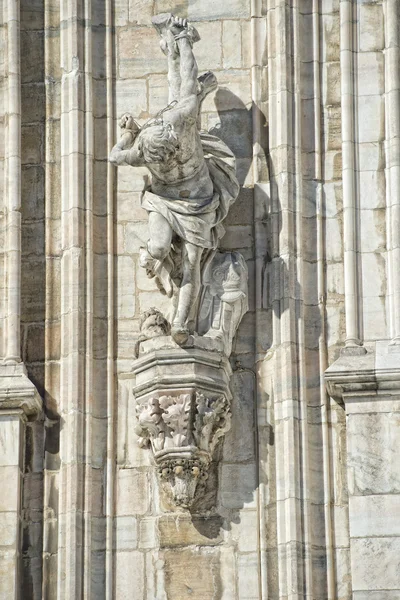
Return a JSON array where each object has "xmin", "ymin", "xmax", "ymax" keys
[
  {"xmin": 140, "ymin": 307, "xmax": 170, "ymax": 336},
  {"xmin": 137, "ymin": 122, "xmax": 179, "ymax": 163}
]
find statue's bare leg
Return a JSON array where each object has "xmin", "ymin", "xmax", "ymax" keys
[
  {"xmin": 147, "ymin": 212, "xmax": 173, "ymax": 260},
  {"xmin": 172, "ymin": 242, "xmax": 203, "ymax": 344}
]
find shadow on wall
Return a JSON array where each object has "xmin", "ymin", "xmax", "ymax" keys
[
  {"xmin": 209, "ymin": 88, "xmax": 269, "ymax": 186},
  {"xmin": 182, "ymin": 89, "xmax": 274, "ymax": 538}
]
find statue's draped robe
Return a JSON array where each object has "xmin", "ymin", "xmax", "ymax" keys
[{"xmin": 141, "ymin": 132, "xmax": 240, "ymax": 250}]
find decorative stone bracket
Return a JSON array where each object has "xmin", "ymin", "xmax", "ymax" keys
[
  {"xmin": 135, "ymin": 391, "xmax": 230, "ymax": 507},
  {"xmin": 132, "ymin": 337, "xmax": 232, "ymax": 508}
]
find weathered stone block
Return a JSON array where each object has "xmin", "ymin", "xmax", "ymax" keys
[
  {"xmin": 20, "ymin": 31, "xmax": 44, "ymax": 85},
  {"xmin": 358, "ymin": 95, "xmax": 384, "ymax": 144},
  {"xmin": 0, "ymin": 512, "xmax": 18, "ymax": 547},
  {"xmin": 116, "ymin": 468, "xmax": 150, "ymax": 515},
  {"xmin": 222, "ymin": 21, "xmax": 241, "ymax": 69},
  {"xmin": 322, "ymin": 14, "xmax": 340, "ymax": 63},
  {"xmin": 22, "ymin": 166, "xmax": 45, "ymax": 221},
  {"xmin": 162, "ymin": 548, "xmax": 221, "ymax": 600},
  {"xmin": 192, "ymin": 22, "xmax": 222, "ymax": 71},
  {"xmin": 22, "ymin": 83, "xmax": 45, "ymax": 123},
  {"xmin": 349, "ymin": 495, "xmax": 400, "ymax": 539},
  {"xmin": 351, "ymin": 537, "xmax": 400, "ymax": 591},
  {"xmin": 237, "ymin": 552, "xmax": 260, "ymax": 599},
  {"xmin": 188, "ymin": 0, "xmax": 250, "ymax": 20},
  {"xmin": 115, "ymin": 550, "xmax": 145, "ymax": 600},
  {"xmin": 22, "ymin": 124, "xmax": 43, "ymax": 165},
  {"xmin": 323, "ymin": 61, "xmax": 341, "ymax": 106},
  {"xmin": 158, "ymin": 515, "xmax": 223, "ymax": 547},
  {"xmin": 347, "ymin": 411, "xmax": 400, "ymax": 495},
  {"xmin": 118, "ymin": 28, "xmax": 166, "ymax": 78},
  {"xmin": 114, "ymin": 515, "xmax": 138, "ymax": 550},
  {"xmin": 0, "ymin": 417, "xmax": 22, "ymax": 467},
  {"xmin": 125, "ymin": 221, "xmax": 149, "ymax": 254},
  {"xmin": 139, "ymin": 516, "xmax": 158, "ymax": 549},
  {"xmin": 359, "ymin": 4, "xmax": 384, "ymax": 53},
  {"xmin": 223, "ymin": 371, "xmax": 255, "ymax": 462},
  {"xmin": 129, "ymin": 0, "xmax": 154, "ymax": 25},
  {"xmin": 0, "ymin": 554, "xmax": 17, "ymax": 598},
  {"xmin": 117, "ymin": 255, "xmax": 136, "ymax": 319},
  {"xmin": 115, "ymin": 78, "xmax": 148, "ymax": 119},
  {"xmin": 220, "ymin": 463, "xmax": 257, "ymax": 509}
]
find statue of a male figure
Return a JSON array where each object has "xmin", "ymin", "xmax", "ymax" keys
[{"xmin": 110, "ymin": 14, "xmax": 239, "ymax": 344}]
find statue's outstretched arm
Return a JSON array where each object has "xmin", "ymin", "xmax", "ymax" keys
[
  {"xmin": 166, "ymin": 32, "xmax": 181, "ymax": 103},
  {"xmin": 109, "ymin": 140, "xmax": 144, "ymax": 167},
  {"xmin": 176, "ymin": 36, "xmax": 198, "ymax": 99}
]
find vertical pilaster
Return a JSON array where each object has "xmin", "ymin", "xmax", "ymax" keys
[
  {"xmin": 384, "ymin": 0, "xmax": 400, "ymax": 344},
  {"xmin": 4, "ymin": 0, "xmax": 21, "ymax": 363},
  {"xmin": 57, "ymin": 1, "xmax": 86, "ymax": 596},
  {"xmin": 340, "ymin": 0, "xmax": 363, "ymax": 349},
  {"xmin": 265, "ymin": 1, "xmax": 311, "ymax": 597},
  {"xmin": 313, "ymin": 1, "xmax": 335, "ymax": 597},
  {"xmin": 105, "ymin": 0, "xmax": 115, "ymax": 596},
  {"xmin": 0, "ymin": 364, "xmax": 41, "ymax": 599}
]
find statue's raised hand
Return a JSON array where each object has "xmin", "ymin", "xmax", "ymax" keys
[
  {"xmin": 119, "ymin": 113, "xmax": 139, "ymax": 132},
  {"xmin": 169, "ymin": 15, "xmax": 189, "ymax": 36},
  {"xmin": 119, "ymin": 113, "xmax": 139, "ymax": 149}
]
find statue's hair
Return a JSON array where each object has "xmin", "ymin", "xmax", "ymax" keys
[{"xmin": 137, "ymin": 122, "xmax": 179, "ymax": 163}]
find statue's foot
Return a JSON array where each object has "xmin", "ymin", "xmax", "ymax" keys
[
  {"xmin": 171, "ymin": 324, "xmax": 189, "ymax": 345},
  {"xmin": 139, "ymin": 247, "xmax": 157, "ymax": 279}
]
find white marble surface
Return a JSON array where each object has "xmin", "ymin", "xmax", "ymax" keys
[{"xmin": 1, "ymin": 0, "xmax": 400, "ymax": 597}]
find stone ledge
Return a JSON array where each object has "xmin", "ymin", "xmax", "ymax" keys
[
  {"xmin": 132, "ymin": 336, "xmax": 232, "ymax": 401},
  {"xmin": 0, "ymin": 363, "xmax": 42, "ymax": 418},
  {"xmin": 325, "ymin": 340, "xmax": 400, "ymax": 404}
]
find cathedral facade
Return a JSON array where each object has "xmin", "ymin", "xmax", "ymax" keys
[{"xmin": 0, "ymin": 0, "xmax": 399, "ymax": 598}]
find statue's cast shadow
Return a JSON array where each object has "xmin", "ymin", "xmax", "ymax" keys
[{"xmin": 185, "ymin": 88, "xmax": 271, "ymax": 535}]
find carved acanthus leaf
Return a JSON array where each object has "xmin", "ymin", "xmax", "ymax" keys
[
  {"xmin": 194, "ymin": 394, "xmax": 230, "ymax": 454},
  {"xmin": 136, "ymin": 397, "xmax": 165, "ymax": 452},
  {"xmin": 160, "ymin": 394, "xmax": 191, "ymax": 447}
]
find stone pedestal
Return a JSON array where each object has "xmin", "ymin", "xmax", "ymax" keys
[
  {"xmin": 0, "ymin": 364, "xmax": 42, "ymax": 599},
  {"xmin": 325, "ymin": 342, "xmax": 400, "ymax": 597},
  {"xmin": 132, "ymin": 336, "xmax": 232, "ymax": 508}
]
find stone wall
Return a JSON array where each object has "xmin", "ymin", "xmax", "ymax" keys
[{"xmin": 0, "ymin": 0, "xmax": 400, "ymax": 599}]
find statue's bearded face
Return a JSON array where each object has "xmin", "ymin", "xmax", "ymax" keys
[{"xmin": 138, "ymin": 123, "xmax": 179, "ymax": 163}]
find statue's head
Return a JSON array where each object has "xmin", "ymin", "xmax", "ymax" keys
[{"xmin": 138, "ymin": 122, "xmax": 179, "ymax": 163}]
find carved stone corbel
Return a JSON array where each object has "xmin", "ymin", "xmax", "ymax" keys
[
  {"xmin": 135, "ymin": 391, "xmax": 230, "ymax": 507},
  {"xmin": 132, "ymin": 337, "xmax": 233, "ymax": 508}
]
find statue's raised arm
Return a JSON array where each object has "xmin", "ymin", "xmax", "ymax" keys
[{"xmin": 110, "ymin": 13, "xmax": 247, "ymax": 350}]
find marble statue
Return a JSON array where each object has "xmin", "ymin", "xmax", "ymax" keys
[{"xmin": 110, "ymin": 13, "xmax": 247, "ymax": 348}]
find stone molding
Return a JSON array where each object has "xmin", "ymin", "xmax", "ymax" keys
[
  {"xmin": 0, "ymin": 363, "xmax": 42, "ymax": 418},
  {"xmin": 325, "ymin": 341, "xmax": 400, "ymax": 403}
]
